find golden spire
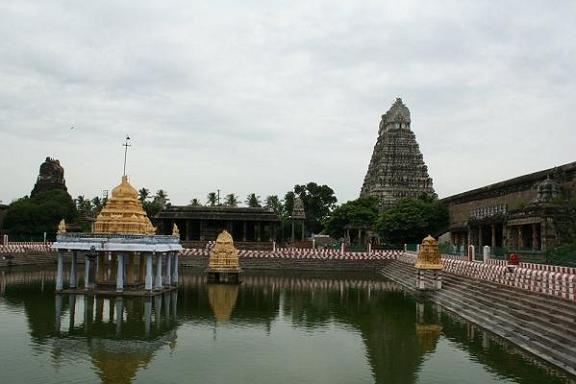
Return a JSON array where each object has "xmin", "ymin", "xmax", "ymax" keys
[
  {"xmin": 415, "ymin": 235, "xmax": 443, "ymax": 270},
  {"xmin": 208, "ymin": 230, "xmax": 241, "ymax": 271},
  {"xmin": 57, "ymin": 219, "xmax": 67, "ymax": 234},
  {"xmin": 93, "ymin": 176, "xmax": 156, "ymax": 235}
]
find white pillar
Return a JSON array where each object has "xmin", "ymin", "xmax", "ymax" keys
[
  {"xmin": 166, "ymin": 253, "xmax": 172, "ymax": 286},
  {"xmin": 116, "ymin": 254, "xmax": 124, "ymax": 293},
  {"xmin": 56, "ymin": 251, "xmax": 64, "ymax": 292},
  {"xmin": 482, "ymin": 246, "xmax": 490, "ymax": 262},
  {"xmin": 155, "ymin": 253, "xmax": 163, "ymax": 291},
  {"xmin": 172, "ymin": 252, "xmax": 179, "ymax": 286},
  {"xmin": 368, "ymin": 242, "xmax": 372, "ymax": 255},
  {"xmin": 434, "ymin": 271, "xmax": 442, "ymax": 289},
  {"xmin": 84, "ymin": 255, "xmax": 92, "ymax": 291},
  {"xmin": 145, "ymin": 253, "xmax": 153, "ymax": 291},
  {"xmin": 340, "ymin": 242, "xmax": 345, "ymax": 255},
  {"xmin": 70, "ymin": 251, "xmax": 77, "ymax": 289},
  {"xmin": 272, "ymin": 241, "xmax": 276, "ymax": 251}
]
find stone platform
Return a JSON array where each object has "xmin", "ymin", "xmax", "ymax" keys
[{"xmin": 58, "ymin": 286, "xmax": 177, "ymax": 297}]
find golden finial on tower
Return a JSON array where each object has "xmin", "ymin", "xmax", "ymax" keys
[
  {"xmin": 57, "ymin": 219, "xmax": 67, "ymax": 234},
  {"xmin": 172, "ymin": 223, "xmax": 180, "ymax": 238}
]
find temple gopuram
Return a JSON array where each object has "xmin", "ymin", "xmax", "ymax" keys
[
  {"xmin": 155, "ymin": 206, "xmax": 280, "ymax": 248},
  {"xmin": 52, "ymin": 175, "xmax": 182, "ymax": 295},
  {"xmin": 360, "ymin": 98, "xmax": 435, "ymax": 210}
]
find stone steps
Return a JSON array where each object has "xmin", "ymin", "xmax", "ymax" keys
[
  {"xmin": 380, "ymin": 261, "xmax": 576, "ymax": 377},
  {"xmin": 442, "ymin": 276, "xmax": 576, "ymax": 326},
  {"xmin": 435, "ymin": 284, "xmax": 576, "ymax": 360}
]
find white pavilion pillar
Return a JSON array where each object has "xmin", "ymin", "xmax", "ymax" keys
[
  {"xmin": 166, "ymin": 252, "xmax": 172, "ymax": 286},
  {"xmin": 145, "ymin": 253, "xmax": 153, "ymax": 292},
  {"xmin": 172, "ymin": 252, "xmax": 179, "ymax": 286},
  {"xmin": 70, "ymin": 251, "xmax": 78, "ymax": 289},
  {"xmin": 84, "ymin": 254, "xmax": 91, "ymax": 291},
  {"xmin": 155, "ymin": 252, "xmax": 163, "ymax": 291},
  {"xmin": 116, "ymin": 253, "xmax": 124, "ymax": 293},
  {"xmin": 56, "ymin": 251, "xmax": 64, "ymax": 292}
]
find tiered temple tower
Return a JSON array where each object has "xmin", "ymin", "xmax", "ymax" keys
[{"xmin": 360, "ymin": 98, "xmax": 434, "ymax": 210}]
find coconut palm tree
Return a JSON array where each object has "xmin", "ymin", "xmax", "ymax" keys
[{"xmin": 224, "ymin": 193, "xmax": 238, "ymax": 207}]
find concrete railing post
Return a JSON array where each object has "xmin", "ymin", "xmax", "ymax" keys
[
  {"xmin": 467, "ymin": 245, "xmax": 475, "ymax": 262},
  {"xmin": 483, "ymin": 246, "xmax": 490, "ymax": 262}
]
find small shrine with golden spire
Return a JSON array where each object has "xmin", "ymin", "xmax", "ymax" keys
[
  {"xmin": 206, "ymin": 230, "xmax": 242, "ymax": 284},
  {"xmin": 415, "ymin": 235, "xmax": 443, "ymax": 290},
  {"xmin": 51, "ymin": 137, "xmax": 182, "ymax": 296}
]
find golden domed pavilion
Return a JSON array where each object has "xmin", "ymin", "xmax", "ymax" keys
[
  {"xmin": 207, "ymin": 230, "xmax": 242, "ymax": 283},
  {"xmin": 52, "ymin": 175, "xmax": 182, "ymax": 296}
]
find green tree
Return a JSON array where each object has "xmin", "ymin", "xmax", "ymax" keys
[
  {"xmin": 91, "ymin": 196, "xmax": 105, "ymax": 216},
  {"xmin": 3, "ymin": 190, "xmax": 77, "ymax": 241},
  {"xmin": 283, "ymin": 191, "xmax": 295, "ymax": 217},
  {"xmin": 265, "ymin": 195, "xmax": 283, "ymax": 215},
  {"xmin": 374, "ymin": 195, "xmax": 448, "ymax": 244},
  {"xmin": 293, "ymin": 182, "xmax": 337, "ymax": 234},
  {"xmin": 324, "ymin": 197, "xmax": 379, "ymax": 239},
  {"xmin": 143, "ymin": 200, "xmax": 163, "ymax": 219},
  {"xmin": 207, "ymin": 192, "xmax": 217, "ymax": 207},
  {"xmin": 189, "ymin": 198, "xmax": 201, "ymax": 207},
  {"xmin": 154, "ymin": 189, "xmax": 169, "ymax": 209},
  {"xmin": 138, "ymin": 188, "xmax": 150, "ymax": 202},
  {"xmin": 224, "ymin": 193, "xmax": 238, "ymax": 207},
  {"xmin": 246, "ymin": 193, "xmax": 262, "ymax": 208}
]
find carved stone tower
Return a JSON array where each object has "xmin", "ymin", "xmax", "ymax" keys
[{"xmin": 360, "ymin": 98, "xmax": 434, "ymax": 210}]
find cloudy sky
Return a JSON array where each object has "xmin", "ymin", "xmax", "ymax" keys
[{"xmin": 1, "ymin": 0, "xmax": 575, "ymax": 206}]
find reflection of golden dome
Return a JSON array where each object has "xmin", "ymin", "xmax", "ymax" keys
[
  {"xmin": 208, "ymin": 284, "xmax": 239, "ymax": 323},
  {"xmin": 415, "ymin": 235, "xmax": 443, "ymax": 270},
  {"xmin": 94, "ymin": 176, "xmax": 156, "ymax": 235},
  {"xmin": 416, "ymin": 324, "xmax": 443, "ymax": 354},
  {"xmin": 208, "ymin": 230, "xmax": 241, "ymax": 271},
  {"xmin": 91, "ymin": 351, "xmax": 152, "ymax": 384}
]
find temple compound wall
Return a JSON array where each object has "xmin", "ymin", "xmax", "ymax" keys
[{"xmin": 442, "ymin": 161, "xmax": 576, "ymax": 256}]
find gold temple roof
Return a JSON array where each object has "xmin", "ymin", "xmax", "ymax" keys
[
  {"xmin": 415, "ymin": 234, "xmax": 443, "ymax": 270},
  {"xmin": 94, "ymin": 176, "xmax": 156, "ymax": 235},
  {"xmin": 208, "ymin": 230, "xmax": 241, "ymax": 272}
]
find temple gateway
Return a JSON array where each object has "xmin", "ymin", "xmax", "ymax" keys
[{"xmin": 360, "ymin": 98, "xmax": 435, "ymax": 210}]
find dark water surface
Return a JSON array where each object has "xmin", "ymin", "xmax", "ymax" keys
[{"xmin": 0, "ymin": 267, "xmax": 573, "ymax": 384}]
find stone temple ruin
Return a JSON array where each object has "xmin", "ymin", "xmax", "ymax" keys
[
  {"xmin": 31, "ymin": 157, "xmax": 68, "ymax": 197},
  {"xmin": 360, "ymin": 98, "xmax": 434, "ymax": 210}
]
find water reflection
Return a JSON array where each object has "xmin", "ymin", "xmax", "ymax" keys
[{"xmin": 0, "ymin": 267, "xmax": 573, "ymax": 384}]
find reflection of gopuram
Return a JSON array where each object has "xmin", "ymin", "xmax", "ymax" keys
[
  {"xmin": 52, "ymin": 175, "xmax": 182, "ymax": 296},
  {"xmin": 206, "ymin": 230, "xmax": 242, "ymax": 284},
  {"xmin": 208, "ymin": 284, "xmax": 239, "ymax": 323}
]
